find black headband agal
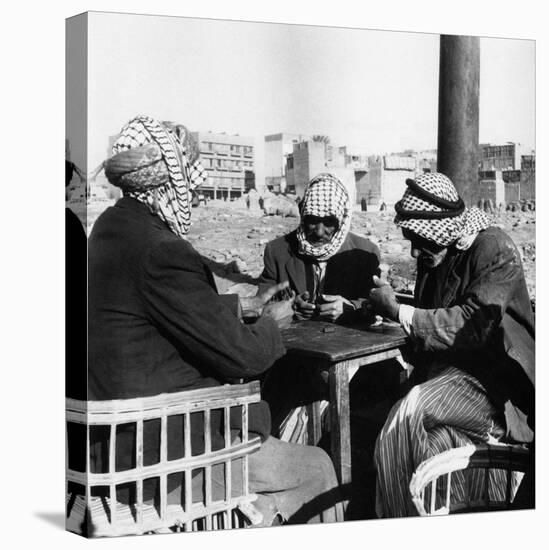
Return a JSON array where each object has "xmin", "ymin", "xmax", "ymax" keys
[{"xmin": 395, "ymin": 178, "xmax": 465, "ymax": 219}]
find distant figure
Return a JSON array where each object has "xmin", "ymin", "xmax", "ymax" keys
[
  {"xmin": 361, "ymin": 197, "xmax": 367, "ymax": 212},
  {"xmin": 379, "ymin": 201, "xmax": 387, "ymax": 211},
  {"xmin": 245, "ymin": 193, "xmax": 250, "ymax": 209}
]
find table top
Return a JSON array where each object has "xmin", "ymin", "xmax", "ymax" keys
[{"xmin": 281, "ymin": 320, "xmax": 408, "ymax": 363}]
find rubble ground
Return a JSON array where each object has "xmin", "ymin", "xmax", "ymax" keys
[{"xmin": 186, "ymin": 199, "xmax": 536, "ymax": 303}]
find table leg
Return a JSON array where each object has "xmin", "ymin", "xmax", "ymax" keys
[
  {"xmin": 328, "ymin": 361, "xmax": 351, "ymax": 488},
  {"xmin": 306, "ymin": 401, "xmax": 322, "ymax": 446}
]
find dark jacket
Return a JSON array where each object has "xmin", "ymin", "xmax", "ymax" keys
[
  {"xmin": 66, "ymin": 208, "xmax": 88, "ymax": 400},
  {"xmin": 410, "ymin": 226, "xmax": 535, "ymax": 424},
  {"xmin": 88, "ymin": 197, "xmax": 285, "ymax": 475},
  {"xmin": 258, "ymin": 230, "xmax": 380, "ymax": 317}
]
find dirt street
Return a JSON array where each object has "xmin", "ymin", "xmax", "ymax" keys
[{"xmin": 186, "ymin": 199, "xmax": 536, "ymax": 303}]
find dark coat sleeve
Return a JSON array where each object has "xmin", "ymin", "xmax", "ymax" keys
[
  {"xmin": 257, "ymin": 241, "xmax": 285, "ymax": 294},
  {"xmin": 411, "ymin": 231, "xmax": 525, "ymax": 351},
  {"xmin": 141, "ymin": 238, "xmax": 286, "ymax": 381},
  {"xmin": 348, "ymin": 238, "xmax": 381, "ymax": 310}
]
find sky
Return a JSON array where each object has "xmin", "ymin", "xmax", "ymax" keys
[{"xmin": 68, "ymin": 12, "xmax": 536, "ymax": 173}]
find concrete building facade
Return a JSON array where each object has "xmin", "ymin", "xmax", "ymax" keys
[
  {"xmin": 477, "ymin": 170, "xmax": 506, "ymax": 207},
  {"xmin": 191, "ymin": 131, "xmax": 255, "ymax": 200},
  {"xmin": 264, "ymin": 133, "xmax": 308, "ymax": 193},
  {"xmin": 520, "ymin": 154, "xmax": 536, "ymax": 201},
  {"xmin": 285, "ymin": 140, "xmax": 357, "ymax": 204},
  {"xmin": 479, "ymin": 142, "xmax": 522, "ymax": 171},
  {"xmin": 364, "ymin": 155, "xmax": 417, "ymax": 206}
]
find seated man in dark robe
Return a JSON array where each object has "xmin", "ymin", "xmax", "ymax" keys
[
  {"xmin": 85, "ymin": 115, "xmax": 344, "ymax": 527},
  {"xmin": 369, "ymin": 172, "xmax": 535, "ymax": 517},
  {"xmin": 258, "ymin": 173, "xmax": 386, "ymax": 444}
]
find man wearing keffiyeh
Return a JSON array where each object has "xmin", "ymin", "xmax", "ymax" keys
[
  {"xmin": 260, "ymin": 173, "xmax": 380, "ymax": 323},
  {"xmin": 86, "ymin": 116, "xmax": 344, "ymax": 527},
  {"xmin": 368, "ymin": 172, "xmax": 535, "ymax": 517},
  {"xmin": 259, "ymin": 173, "xmax": 383, "ymax": 445}
]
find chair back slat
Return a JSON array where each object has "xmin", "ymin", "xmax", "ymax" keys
[
  {"xmin": 135, "ymin": 418, "xmax": 144, "ymax": 525},
  {"xmin": 242, "ymin": 403, "xmax": 249, "ymax": 443},
  {"xmin": 184, "ymin": 469, "xmax": 192, "ymax": 530},
  {"xmin": 109, "ymin": 424, "xmax": 116, "ymax": 474},
  {"xmin": 110, "ymin": 484, "xmax": 117, "ymax": 528},
  {"xmin": 160, "ymin": 474, "xmax": 168, "ymax": 523},
  {"xmin": 429, "ymin": 479, "xmax": 436, "ymax": 514},
  {"xmin": 67, "ymin": 439, "xmax": 260, "ymax": 486},
  {"xmin": 85, "ymin": 423, "xmax": 90, "ymax": 474},
  {"xmin": 224, "ymin": 406, "xmax": 231, "ymax": 447},
  {"xmin": 66, "ymin": 382, "xmax": 262, "ymax": 537},
  {"xmin": 136, "ymin": 478, "xmax": 143, "ymax": 526},
  {"xmin": 225, "ymin": 453, "xmax": 232, "ymax": 503},
  {"xmin": 204, "ymin": 408, "xmax": 212, "ymax": 454},
  {"xmin": 184, "ymin": 413, "xmax": 191, "ymax": 458},
  {"xmin": 445, "ymin": 472, "xmax": 452, "ymax": 509},
  {"xmin": 505, "ymin": 467, "xmax": 513, "ymax": 508},
  {"xmin": 160, "ymin": 412, "xmax": 167, "ymax": 462},
  {"xmin": 67, "ymin": 382, "xmax": 260, "ymax": 417}
]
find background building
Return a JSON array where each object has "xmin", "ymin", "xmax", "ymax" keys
[
  {"xmin": 520, "ymin": 154, "xmax": 536, "ymax": 200},
  {"xmin": 285, "ymin": 139, "xmax": 357, "ymax": 203},
  {"xmin": 191, "ymin": 131, "xmax": 255, "ymax": 200},
  {"xmin": 478, "ymin": 143, "xmax": 535, "ymax": 203},
  {"xmin": 264, "ymin": 133, "xmax": 308, "ymax": 193},
  {"xmin": 479, "ymin": 142, "xmax": 522, "ymax": 171},
  {"xmin": 365, "ymin": 155, "xmax": 417, "ymax": 206},
  {"xmin": 477, "ymin": 170, "xmax": 506, "ymax": 206}
]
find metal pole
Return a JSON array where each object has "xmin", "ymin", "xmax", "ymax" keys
[{"xmin": 437, "ymin": 35, "xmax": 480, "ymax": 206}]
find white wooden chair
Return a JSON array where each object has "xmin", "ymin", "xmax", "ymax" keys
[
  {"xmin": 66, "ymin": 381, "xmax": 263, "ymax": 537},
  {"xmin": 409, "ymin": 443, "xmax": 532, "ymax": 516}
]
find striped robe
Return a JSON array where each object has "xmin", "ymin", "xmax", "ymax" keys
[{"xmin": 374, "ymin": 366, "xmax": 510, "ymax": 517}]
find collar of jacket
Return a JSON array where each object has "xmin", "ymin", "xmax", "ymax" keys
[
  {"xmin": 284, "ymin": 231, "xmax": 354, "ymax": 295},
  {"xmin": 114, "ymin": 196, "xmax": 172, "ymax": 232}
]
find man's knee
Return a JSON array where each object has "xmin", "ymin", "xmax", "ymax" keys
[{"xmin": 302, "ymin": 445, "xmax": 338, "ymax": 487}]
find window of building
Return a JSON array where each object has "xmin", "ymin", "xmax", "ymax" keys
[{"xmin": 215, "ymin": 143, "xmax": 230, "ymax": 155}]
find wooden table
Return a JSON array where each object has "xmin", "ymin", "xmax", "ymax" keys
[{"xmin": 281, "ymin": 320, "xmax": 408, "ymax": 488}]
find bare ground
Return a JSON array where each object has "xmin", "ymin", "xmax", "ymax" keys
[{"xmin": 186, "ymin": 199, "xmax": 536, "ymax": 303}]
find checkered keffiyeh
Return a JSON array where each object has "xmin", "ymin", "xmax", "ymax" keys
[
  {"xmin": 296, "ymin": 173, "xmax": 352, "ymax": 260},
  {"xmin": 104, "ymin": 115, "xmax": 207, "ymax": 238},
  {"xmin": 394, "ymin": 173, "xmax": 492, "ymax": 249}
]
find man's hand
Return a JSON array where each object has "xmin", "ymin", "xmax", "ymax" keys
[
  {"xmin": 316, "ymin": 294, "xmax": 353, "ymax": 322},
  {"xmin": 240, "ymin": 281, "xmax": 291, "ymax": 317},
  {"xmin": 368, "ymin": 275, "xmax": 400, "ymax": 321},
  {"xmin": 262, "ymin": 299, "xmax": 295, "ymax": 329},
  {"xmin": 294, "ymin": 292, "xmax": 317, "ymax": 321}
]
